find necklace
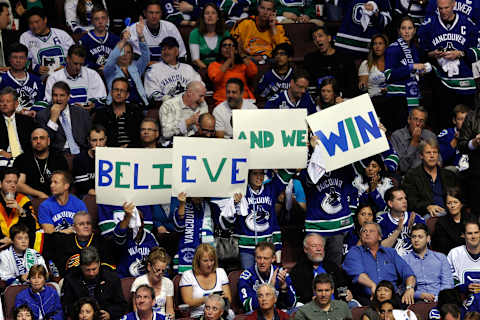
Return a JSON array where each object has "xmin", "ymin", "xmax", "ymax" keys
[{"xmin": 33, "ymin": 155, "xmax": 48, "ymax": 183}]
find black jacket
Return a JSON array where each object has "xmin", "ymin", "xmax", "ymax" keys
[
  {"xmin": 432, "ymin": 213, "xmax": 469, "ymax": 255},
  {"xmin": 458, "ymin": 107, "xmax": 480, "ymax": 175},
  {"xmin": 0, "ymin": 113, "xmax": 37, "ymax": 153},
  {"xmin": 402, "ymin": 165, "xmax": 458, "ymax": 217},
  {"xmin": 62, "ymin": 265, "xmax": 127, "ymax": 318},
  {"xmin": 289, "ymin": 253, "xmax": 350, "ymax": 304}
]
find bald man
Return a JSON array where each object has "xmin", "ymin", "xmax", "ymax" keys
[
  {"xmin": 196, "ymin": 113, "xmax": 216, "ymax": 138},
  {"xmin": 159, "ymin": 80, "xmax": 208, "ymax": 139}
]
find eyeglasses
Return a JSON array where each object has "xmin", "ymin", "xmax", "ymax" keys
[
  {"xmin": 140, "ymin": 128, "xmax": 158, "ymax": 132},
  {"xmin": 112, "ymin": 88, "xmax": 128, "ymax": 93},
  {"xmin": 222, "ymin": 43, "xmax": 234, "ymax": 48},
  {"xmin": 150, "ymin": 264, "xmax": 165, "ymax": 275},
  {"xmin": 200, "ymin": 127, "xmax": 216, "ymax": 134}
]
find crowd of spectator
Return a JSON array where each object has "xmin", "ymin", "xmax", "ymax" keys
[{"xmin": 0, "ymin": 0, "xmax": 479, "ymax": 319}]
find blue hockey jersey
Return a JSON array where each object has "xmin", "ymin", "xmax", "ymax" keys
[
  {"xmin": 418, "ymin": 12, "xmax": 480, "ymax": 95},
  {"xmin": 393, "ymin": 0, "xmax": 427, "ymax": 22},
  {"xmin": 238, "ymin": 264, "xmax": 297, "ymax": 312},
  {"xmin": 97, "ymin": 204, "xmax": 154, "ymax": 237},
  {"xmin": 300, "ymin": 166, "xmax": 358, "ymax": 236},
  {"xmin": 264, "ymin": 90, "xmax": 316, "ymax": 114},
  {"xmin": 335, "ymin": 0, "xmax": 392, "ymax": 55},
  {"xmin": 79, "ymin": 31, "xmax": 120, "ymax": 70},
  {"xmin": 256, "ymin": 67, "xmax": 293, "ymax": 99},
  {"xmin": 0, "ymin": 71, "xmax": 46, "ymax": 111},
  {"xmin": 438, "ymin": 127, "xmax": 464, "ymax": 167},
  {"xmin": 376, "ymin": 211, "xmax": 426, "ymax": 256},
  {"xmin": 426, "ymin": 0, "xmax": 480, "ymax": 24},
  {"xmin": 113, "ymin": 227, "xmax": 159, "ymax": 278}
]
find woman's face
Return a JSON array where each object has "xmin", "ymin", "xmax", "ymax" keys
[
  {"xmin": 446, "ymin": 195, "xmax": 463, "ymax": 216},
  {"xmin": 376, "ymin": 286, "xmax": 393, "ymax": 302},
  {"xmin": 204, "ymin": 6, "xmax": 218, "ymax": 25},
  {"xmin": 30, "ymin": 273, "xmax": 46, "ymax": 292},
  {"xmin": 321, "ymin": 84, "xmax": 335, "ymax": 104},
  {"xmin": 78, "ymin": 303, "xmax": 95, "ymax": 320},
  {"xmin": 199, "ymin": 252, "xmax": 215, "ymax": 274},
  {"xmin": 357, "ymin": 207, "xmax": 374, "ymax": 227},
  {"xmin": 399, "ymin": 20, "xmax": 416, "ymax": 42},
  {"xmin": 117, "ymin": 44, "xmax": 133, "ymax": 66},
  {"xmin": 365, "ymin": 160, "xmax": 381, "ymax": 178},
  {"xmin": 148, "ymin": 260, "xmax": 167, "ymax": 282},
  {"xmin": 380, "ymin": 302, "xmax": 394, "ymax": 320},
  {"xmin": 16, "ymin": 310, "xmax": 32, "ymax": 320},
  {"xmin": 220, "ymin": 39, "xmax": 236, "ymax": 59},
  {"xmin": 372, "ymin": 37, "xmax": 386, "ymax": 57}
]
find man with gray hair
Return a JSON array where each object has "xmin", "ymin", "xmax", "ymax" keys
[
  {"xmin": 202, "ymin": 294, "xmax": 225, "ymax": 320},
  {"xmin": 62, "ymin": 246, "xmax": 127, "ymax": 319},
  {"xmin": 248, "ymin": 283, "xmax": 290, "ymax": 320},
  {"xmin": 391, "ymin": 106, "xmax": 439, "ymax": 175},
  {"xmin": 159, "ymin": 80, "xmax": 208, "ymax": 140},
  {"xmin": 290, "ymin": 233, "xmax": 351, "ymax": 304},
  {"xmin": 343, "ymin": 221, "xmax": 416, "ymax": 306},
  {"xmin": 402, "ymin": 138, "xmax": 458, "ymax": 218}
]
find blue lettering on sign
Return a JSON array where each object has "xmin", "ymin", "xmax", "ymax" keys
[
  {"xmin": 182, "ymin": 155, "xmax": 197, "ymax": 183},
  {"xmin": 231, "ymin": 158, "xmax": 247, "ymax": 184},
  {"xmin": 98, "ymin": 160, "xmax": 113, "ymax": 186},
  {"xmin": 133, "ymin": 163, "xmax": 148, "ymax": 189}
]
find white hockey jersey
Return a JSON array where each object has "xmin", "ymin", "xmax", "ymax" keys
[
  {"xmin": 144, "ymin": 61, "xmax": 201, "ymax": 101},
  {"xmin": 126, "ymin": 20, "xmax": 186, "ymax": 61},
  {"xmin": 44, "ymin": 67, "xmax": 107, "ymax": 105},
  {"xmin": 447, "ymin": 245, "xmax": 480, "ymax": 287},
  {"xmin": 20, "ymin": 28, "xmax": 74, "ymax": 74}
]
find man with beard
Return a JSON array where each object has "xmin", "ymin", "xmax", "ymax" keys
[
  {"xmin": 213, "ymin": 78, "xmax": 257, "ymax": 139},
  {"xmin": 13, "ymin": 127, "xmax": 68, "ymax": 199},
  {"xmin": 264, "ymin": 69, "xmax": 316, "ymax": 114},
  {"xmin": 72, "ymin": 125, "xmax": 107, "ymax": 198},
  {"xmin": 290, "ymin": 233, "xmax": 352, "ymax": 304}
]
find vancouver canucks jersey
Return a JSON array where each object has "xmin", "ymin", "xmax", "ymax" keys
[
  {"xmin": 448, "ymin": 245, "xmax": 480, "ymax": 291},
  {"xmin": 113, "ymin": 227, "xmax": 159, "ymax": 278},
  {"xmin": 0, "ymin": 71, "xmax": 46, "ymax": 111},
  {"xmin": 438, "ymin": 127, "xmax": 465, "ymax": 167},
  {"xmin": 79, "ymin": 31, "xmax": 120, "ymax": 70},
  {"xmin": 376, "ymin": 211, "xmax": 425, "ymax": 256},
  {"xmin": 264, "ymin": 89, "xmax": 316, "ymax": 114},
  {"xmin": 19, "ymin": 28, "xmax": 75, "ymax": 74},
  {"xmin": 256, "ymin": 67, "xmax": 293, "ymax": 99},
  {"xmin": 97, "ymin": 204, "xmax": 154, "ymax": 237},
  {"xmin": 426, "ymin": 0, "xmax": 480, "ymax": 24},
  {"xmin": 238, "ymin": 264, "xmax": 297, "ymax": 312},
  {"xmin": 393, "ymin": 0, "xmax": 427, "ymax": 22},
  {"xmin": 418, "ymin": 12, "xmax": 480, "ymax": 95},
  {"xmin": 300, "ymin": 166, "xmax": 358, "ymax": 236}
]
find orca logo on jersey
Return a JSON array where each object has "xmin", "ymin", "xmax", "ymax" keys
[
  {"xmin": 129, "ymin": 258, "xmax": 146, "ymax": 277},
  {"xmin": 352, "ymin": 3, "xmax": 374, "ymax": 27},
  {"xmin": 245, "ymin": 206, "xmax": 270, "ymax": 232},
  {"xmin": 320, "ymin": 187, "xmax": 343, "ymax": 215}
]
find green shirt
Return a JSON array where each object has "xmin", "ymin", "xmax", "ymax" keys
[
  {"xmin": 294, "ymin": 299, "xmax": 352, "ymax": 320},
  {"xmin": 189, "ymin": 28, "xmax": 230, "ymax": 66}
]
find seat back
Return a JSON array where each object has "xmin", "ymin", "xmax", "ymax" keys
[
  {"xmin": 426, "ymin": 217, "xmax": 439, "ymax": 236},
  {"xmin": 121, "ymin": 277, "xmax": 136, "ymax": 311},
  {"xmin": 82, "ymin": 194, "xmax": 99, "ymax": 233},
  {"xmin": 351, "ymin": 306, "xmax": 369, "ymax": 320},
  {"xmin": 408, "ymin": 302, "xmax": 437, "ymax": 320},
  {"xmin": 228, "ymin": 270, "xmax": 243, "ymax": 315},
  {"xmin": 173, "ymin": 274, "xmax": 183, "ymax": 307},
  {"xmin": 4, "ymin": 284, "xmax": 29, "ymax": 320}
]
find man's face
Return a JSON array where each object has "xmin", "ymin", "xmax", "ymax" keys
[
  {"xmin": 92, "ymin": 11, "xmax": 108, "ymax": 33},
  {"xmin": 360, "ymin": 223, "xmax": 381, "ymax": 247},
  {"xmin": 314, "ymin": 282, "xmax": 333, "ymax": 307},
  {"xmin": 407, "ymin": 109, "xmax": 426, "ymax": 134},
  {"xmin": 388, "ymin": 190, "xmax": 408, "ymax": 213},
  {"xmin": 161, "ymin": 46, "xmax": 179, "ymax": 65},
  {"xmin": 66, "ymin": 54, "xmax": 85, "ymax": 78},
  {"xmin": 140, "ymin": 121, "xmax": 159, "ymax": 145},
  {"xmin": 1, "ymin": 173, "xmax": 17, "ymax": 195},
  {"xmin": 255, "ymin": 247, "xmax": 274, "ymax": 273},
  {"xmin": 454, "ymin": 112, "xmax": 467, "ymax": 131},
  {"xmin": 31, "ymin": 128, "xmax": 50, "ymax": 153},
  {"xmin": 52, "ymin": 87, "xmax": 69, "ymax": 107},
  {"xmin": 50, "ymin": 173, "xmax": 68, "ymax": 196},
  {"xmin": 189, "ymin": 86, "xmax": 206, "ymax": 108},
  {"xmin": 198, "ymin": 117, "xmax": 216, "ymax": 138},
  {"xmin": 89, "ymin": 130, "xmax": 107, "ymax": 151},
  {"xmin": 273, "ymin": 49, "xmax": 289, "ymax": 67},
  {"xmin": 9, "ymin": 52, "xmax": 28, "ymax": 72},
  {"xmin": 204, "ymin": 299, "xmax": 223, "ymax": 320},
  {"xmin": 257, "ymin": 1, "xmax": 275, "ymax": 23},
  {"xmin": 465, "ymin": 223, "xmax": 480, "ymax": 249},
  {"xmin": 289, "ymin": 77, "xmax": 308, "ymax": 101},
  {"xmin": 0, "ymin": 93, "xmax": 18, "ymax": 117},
  {"xmin": 144, "ymin": 4, "xmax": 162, "ymax": 27},
  {"xmin": 135, "ymin": 287, "xmax": 155, "ymax": 313},
  {"xmin": 312, "ymin": 29, "xmax": 332, "ymax": 53},
  {"xmin": 28, "ymin": 14, "xmax": 48, "ymax": 36},
  {"xmin": 81, "ymin": 262, "xmax": 100, "ymax": 280},
  {"xmin": 73, "ymin": 214, "xmax": 93, "ymax": 238},
  {"xmin": 380, "ymin": 302, "xmax": 394, "ymax": 320},
  {"xmin": 0, "ymin": 6, "xmax": 10, "ymax": 30},
  {"xmin": 257, "ymin": 286, "xmax": 276, "ymax": 311},
  {"xmin": 226, "ymin": 83, "xmax": 243, "ymax": 109},
  {"xmin": 111, "ymin": 80, "xmax": 129, "ymax": 104},
  {"xmin": 420, "ymin": 144, "xmax": 439, "ymax": 169},
  {"xmin": 411, "ymin": 229, "xmax": 429, "ymax": 252},
  {"xmin": 438, "ymin": 0, "xmax": 455, "ymax": 21},
  {"xmin": 304, "ymin": 235, "xmax": 325, "ymax": 263},
  {"xmin": 249, "ymin": 170, "xmax": 265, "ymax": 189}
]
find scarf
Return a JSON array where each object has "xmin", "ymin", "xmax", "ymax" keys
[
  {"xmin": 397, "ymin": 37, "xmax": 420, "ymax": 109},
  {"xmin": 12, "ymin": 246, "xmax": 36, "ymax": 276}
]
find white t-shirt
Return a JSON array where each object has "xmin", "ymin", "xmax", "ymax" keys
[
  {"xmin": 131, "ymin": 274, "xmax": 174, "ymax": 315},
  {"xmin": 213, "ymin": 100, "xmax": 257, "ymax": 139},
  {"xmin": 179, "ymin": 268, "xmax": 229, "ymax": 318},
  {"xmin": 358, "ymin": 60, "xmax": 386, "ymax": 97}
]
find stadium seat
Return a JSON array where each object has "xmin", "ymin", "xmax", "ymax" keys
[
  {"xmin": 228, "ymin": 270, "xmax": 243, "ymax": 315},
  {"xmin": 408, "ymin": 302, "xmax": 437, "ymax": 320},
  {"xmin": 121, "ymin": 277, "xmax": 136, "ymax": 311},
  {"xmin": 234, "ymin": 314, "xmax": 249, "ymax": 320},
  {"xmin": 351, "ymin": 306, "xmax": 369, "ymax": 320},
  {"xmin": 173, "ymin": 273, "xmax": 183, "ymax": 306},
  {"xmin": 4, "ymin": 284, "xmax": 28, "ymax": 320},
  {"xmin": 82, "ymin": 194, "xmax": 99, "ymax": 233},
  {"xmin": 426, "ymin": 217, "xmax": 439, "ymax": 236},
  {"xmin": 30, "ymin": 197, "xmax": 45, "ymax": 217}
]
